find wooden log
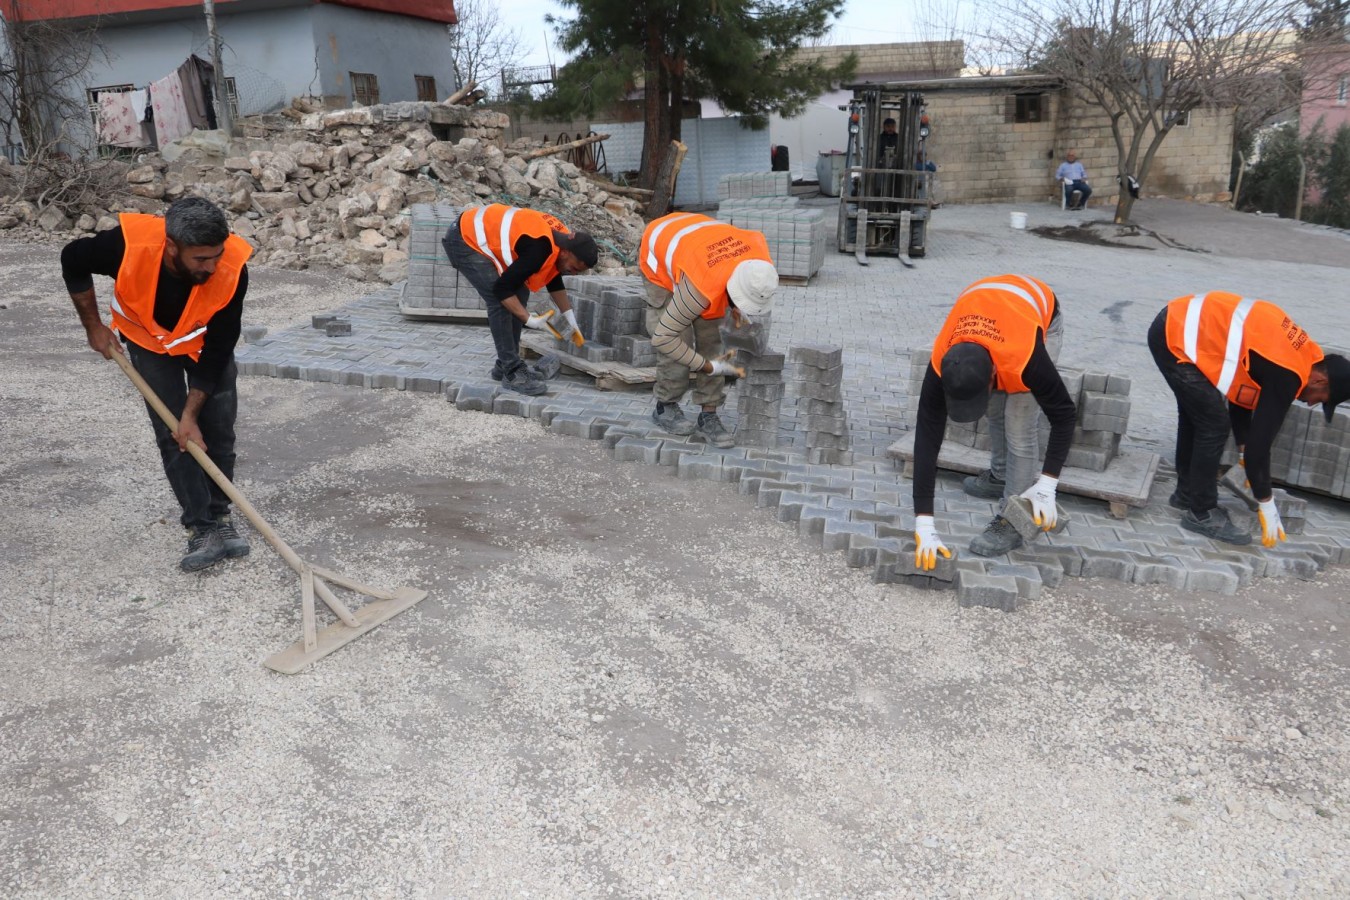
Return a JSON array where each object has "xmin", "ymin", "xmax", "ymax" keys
[
  {"xmin": 645, "ymin": 140, "xmax": 687, "ymax": 219},
  {"xmin": 443, "ymin": 79, "xmax": 476, "ymax": 106},
  {"xmin": 519, "ymin": 132, "xmax": 610, "ymax": 161},
  {"xmin": 583, "ymin": 178, "xmax": 654, "ymax": 200}
]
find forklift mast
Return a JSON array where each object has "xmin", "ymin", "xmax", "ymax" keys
[{"xmin": 836, "ymin": 85, "xmax": 934, "ymax": 265}]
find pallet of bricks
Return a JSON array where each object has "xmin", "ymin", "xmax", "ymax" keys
[
  {"xmin": 717, "ymin": 171, "xmax": 791, "ymax": 201},
  {"xmin": 716, "ymin": 198, "xmax": 828, "ymax": 284},
  {"xmin": 401, "ymin": 203, "xmax": 485, "ymax": 319},
  {"xmin": 905, "ymin": 352, "xmax": 1132, "ymax": 472},
  {"xmin": 530, "ymin": 275, "xmax": 660, "ymax": 368}
]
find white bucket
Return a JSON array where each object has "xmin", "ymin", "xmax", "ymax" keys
[{"xmin": 1010, "ymin": 211, "xmax": 1028, "ymax": 230}]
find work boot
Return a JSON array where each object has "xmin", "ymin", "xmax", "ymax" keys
[
  {"xmin": 489, "ymin": 363, "xmax": 504, "ymax": 382},
  {"xmin": 696, "ymin": 410, "xmax": 735, "ymax": 448},
  {"xmin": 1167, "ymin": 489, "xmax": 1190, "ymax": 511},
  {"xmin": 969, "ymin": 515, "xmax": 1023, "ymax": 557},
  {"xmin": 501, "ymin": 366, "xmax": 547, "ymax": 396},
  {"xmin": 652, "ymin": 401, "xmax": 696, "ymax": 436},
  {"xmin": 215, "ymin": 514, "xmax": 250, "ymax": 559},
  {"xmin": 962, "ymin": 469, "xmax": 1006, "ymax": 500},
  {"xmin": 180, "ymin": 525, "xmax": 226, "ymax": 573},
  {"xmin": 1181, "ymin": 507, "xmax": 1251, "ymax": 545}
]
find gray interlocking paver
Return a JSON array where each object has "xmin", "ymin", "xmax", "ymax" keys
[{"xmin": 237, "ymin": 200, "xmax": 1350, "ymax": 606}]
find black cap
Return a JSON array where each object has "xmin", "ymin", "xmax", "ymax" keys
[
  {"xmin": 554, "ymin": 230, "xmax": 598, "ymax": 268},
  {"xmin": 1321, "ymin": 353, "xmax": 1350, "ymax": 422},
  {"xmin": 940, "ymin": 343, "xmax": 994, "ymax": 423}
]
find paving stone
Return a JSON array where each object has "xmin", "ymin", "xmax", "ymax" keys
[
  {"xmin": 612, "ymin": 436, "xmax": 665, "ymax": 464},
  {"xmin": 454, "ymin": 383, "xmax": 498, "ymax": 412},
  {"xmin": 1079, "ymin": 548, "xmax": 1136, "ymax": 581},
  {"xmin": 1184, "ymin": 562, "xmax": 1242, "ymax": 594},
  {"xmin": 956, "ymin": 571, "xmax": 1022, "ymax": 611},
  {"xmin": 890, "ymin": 541, "xmax": 958, "ymax": 582},
  {"xmin": 677, "ymin": 454, "xmax": 725, "ymax": 482},
  {"xmin": 1220, "ymin": 465, "xmax": 1259, "ymax": 510},
  {"xmin": 987, "ymin": 563, "xmax": 1044, "ymax": 600},
  {"xmin": 601, "ymin": 426, "xmax": 648, "ymax": 449},
  {"xmin": 325, "ymin": 320, "xmax": 353, "ymax": 337},
  {"xmin": 658, "ymin": 443, "xmax": 700, "ymax": 467},
  {"xmin": 1262, "ymin": 547, "xmax": 1321, "ymax": 579},
  {"xmin": 548, "ymin": 414, "xmax": 604, "ymax": 440},
  {"xmin": 789, "ymin": 344, "xmax": 843, "ymax": 368},
  {"xmin": 1125, "ymin": 554, "xmax": 1189, "ymax": 588},
  {"xmin": 822, "ymin": 518, "xmax": 876, "ymax": 552},
  {"xmin": 1003, "ymin": 496, "xmax": 1070, "ymax": 543}
]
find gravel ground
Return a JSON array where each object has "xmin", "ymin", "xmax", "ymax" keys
[{"xmin": 2, "ymin": 218, "xmax": 1348, "ymax": 897}]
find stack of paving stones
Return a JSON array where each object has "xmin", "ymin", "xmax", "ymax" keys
[
  {"xmin": 401, "ymin": 203, "xmax": 481, "ymax": 315},
  {"xmin": 904, "ymin": 352, "xmax": 1131, "ymax": 471},
  {"xmin": 733, "ymin": 352, "xmax": 787, "ymax": 448},
  {"xmin": 237, "ymin": 284, "xmax": 1350, "ymax": 614},
  {"xmin": 717, "ymin": 171, "xmax": 791, "ymax": 200},
  {"xmin": 715, "ymin": 203, "xmax": 829, "ymax": 281},
  {"xmin": 791, "ymin": 344, "xmax": 853, "ymax": 466},
  {"xmin": 532, "ymin": 275, "xmax": 657, "ymax": 367}
]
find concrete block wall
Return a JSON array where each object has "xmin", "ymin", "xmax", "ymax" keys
[
  {"xmin": 714, "ymin": 204, "xmax": 829, "ymax": 280},
  {"xmin": 594, "ymin": 117, "xmax": 768, "ymax": 207},
  {"xmin": 404, "ymin": 203, "xmax": 484, "ymax": 311},
  {"xmin": 906, "ymin": 352, "xmax": 1131, "ymax": 472}
]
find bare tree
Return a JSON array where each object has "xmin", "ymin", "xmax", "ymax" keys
[
  {"xmin": 447, "ymin": 0, "xmax": 528, "ymax": 100},
  {"xmin": 973, "ymin": 0, "xmax": 1313, "ymax": 222},
  {"xmin": 0, "ymin": 3, "xmax": 107, "ymax": 157}
]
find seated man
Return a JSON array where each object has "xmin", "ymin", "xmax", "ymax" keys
[{"xmin": 1056, "ymin": 149, "xmax": 1092, "ymax": 210}]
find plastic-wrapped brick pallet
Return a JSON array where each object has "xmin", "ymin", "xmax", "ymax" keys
[{"xmin": 402, "ymin": 203, "xmax": 485, "ymax": 314}]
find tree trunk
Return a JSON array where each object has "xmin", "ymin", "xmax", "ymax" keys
[
  {"xmin": 669, "ymin": 62, "xmax": 684, "ymax": 143},
  {"xmin": 639, "ymin": 26, "xmax": 667, "ymax": 188}
]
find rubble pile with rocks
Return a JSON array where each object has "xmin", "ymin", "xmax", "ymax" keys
[{"xmin": 0, "ymin": 100, "xmax": 646, "ymax": 283}]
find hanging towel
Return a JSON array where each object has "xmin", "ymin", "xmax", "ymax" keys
[
  {"xmin": 177, "ymin": 56, "xmax": 214, "ymax": 130},
  {"xmin": 149, "ymin": 72, "xmax": 194, "ymax": 147},
  {"xmin": 128, "ymin": 88, "xmax": 149, "ymax": 123},
  {"xmin": 98, "ymin": 91, "xmax": 150, "ymax": 148}
]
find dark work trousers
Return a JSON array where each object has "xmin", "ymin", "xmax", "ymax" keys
[
  {"xmin": 442, "ymin": 223, "xmax": 529, "ymax": 376},
  {"xmin": 126, "ymin": 342, "xmax": 238, "ymax": 530},
  {"xmin": 1147, "ymin": 310, "xmax": 1229, "ymax": 515}
]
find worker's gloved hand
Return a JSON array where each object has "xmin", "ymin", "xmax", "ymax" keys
[
  {"xmin": 524, "ymin": 313, "xmax": 551, "ymax": 331},
  {"xmin": 1257, "ymin": 498, "xmax": 1286, "ymax": 548},
  {"xmin": 563, "ymin": 309, "xmax": 580, "ymax": 336},
  {"xmin": 1237, "ymin": 451, "xmax": 1250, "ymax": 488},
  {"xmin": 913, "ymin": 515, "xmax": 951, "ymax": 571},
  {"xmin": 1019, "ymin": 474, "xmax": 1059, "ymax": 530},
  {"xmin": 709, "ymin": 358, "xmax": 745, "ymax": 379}
]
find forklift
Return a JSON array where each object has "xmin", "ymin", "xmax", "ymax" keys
[{"xmin": 836, "ymin": 84, "xmax": 935, "ymax": 266}]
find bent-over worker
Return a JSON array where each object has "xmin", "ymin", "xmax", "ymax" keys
[
  {"xmin": 912, "ymin": 274, "xmax": 1077, "ymax": 566},
  {"xmin": 639, "ymin": 212, "xmax": 779, "ymax": 448},
  {"xmin": 442, "ymin": 203, "xmax": 597, "ymax": 396},
  {"xmin": 61, "ymin": 196, "xmax": 253, "ymax": 573},
  {"xmin": 1148, "ymin": 291, "xmax": 1350, "ymax": 545}
]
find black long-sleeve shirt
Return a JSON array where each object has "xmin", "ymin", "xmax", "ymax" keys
[
  {"xmin": 1226, "ymin": 351, "xmax": 1303, "ymax": 501},
  {"xmin": 912, "ymin": 332, "xmax": 1077, "ymax": 516},
  {"xmin": 61, "ymin": 226, "xmax": 247, "ymax": 395},
  {"xmin": 492, "ymin": 234, "xmax": 565, "ymax": 301}
]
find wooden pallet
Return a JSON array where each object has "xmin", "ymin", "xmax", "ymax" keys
[
  {"xmin": 887, "ymin": 431, "xmax": 1160, "ymax": 519},
  {"xmin": 397, "ymin": 299, "xmax": 489, "ymax": 324},
  {"xmin": 779, "ymin": 274, "xmax": 812, "ymax": 287},
  {"xmin": 520, "ymin": 333, "xmax": 657, "ymax": 392}
]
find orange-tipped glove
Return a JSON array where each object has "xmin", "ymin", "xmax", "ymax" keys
[
  {"xmin": 1257, "ymin": 498, "xmax": 1286, "ymax": 548},
  {"xmin": 562, "ymin": 309, "xmax": 585, "ymax": 346},
  {"xmin": 1019, "ymin": 474, "xmax": 1059, "ymax": 530},
  {"xmin": 914, "ymin": 515, "xmax": 952, "ymax": 571}
]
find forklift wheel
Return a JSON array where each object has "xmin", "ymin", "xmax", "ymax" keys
[{"xmin": 908, "ymin": 247, "xmax": 926, "ymax": 258}]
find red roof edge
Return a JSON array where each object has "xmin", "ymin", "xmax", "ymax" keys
[{"xmin": 8, "ymin": 0, "xmax": 456, "ymax": 25}]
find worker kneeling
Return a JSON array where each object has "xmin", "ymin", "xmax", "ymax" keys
[
  {"xmin": 639, "ymin": 213, "xmax": 778, "ymax": 448},
  {"xmin": 1148, "ymin": 292, "xmax": 1350, "ymax": 545},
  {"xmin": 913, "ymin": 274, "xmax": 1077, "ymax": 565}
]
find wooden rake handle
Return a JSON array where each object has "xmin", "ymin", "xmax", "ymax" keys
[{"xmin": 111, "ymin": 349, "xmax": 306, "ymax": 576}]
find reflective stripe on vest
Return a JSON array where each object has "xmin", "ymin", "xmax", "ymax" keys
[
  {"xmin": 1180, "ymin": 292, "xmax": 1257, "ymax": 394},
  {"xmin": 663, "ymin": 219, "xmax": 721, "ymax": 279},
  {"xmin": 644, "ymin": 213, "xmax": 699, "ymax": 275}
]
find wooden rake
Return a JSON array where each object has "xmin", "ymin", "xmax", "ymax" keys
[{"xmin": 112, "ymin": 351, "xmax": 429, "ymax": 674}]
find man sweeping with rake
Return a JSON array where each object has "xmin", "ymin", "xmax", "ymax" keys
[{"xmin": 62, "ymin": 196, "xmax": 252, "ymax": 573}]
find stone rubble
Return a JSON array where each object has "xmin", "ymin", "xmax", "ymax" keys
[{"xmin": 0, "ymin": 99, "xmax": 647, "ymax": 284}]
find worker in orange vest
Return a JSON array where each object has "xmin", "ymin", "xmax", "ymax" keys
[
  {"xmin": 912, "ymin": 274, "xmax": 1078, "ymax": 567},
  {"xmin": 61, "ymin": 197, "xmax": 253, "ymax": 573},
  {"xmin": 639, "ymin": 212, "xmax": 778, "ymax": 447},
  {"xmin": 1148, "ymin": 292, "xmax": 1350, "ymax": 545},
  {"xmin": 442, "ymin": 203, "xmax": 598, "ymax": 396}
]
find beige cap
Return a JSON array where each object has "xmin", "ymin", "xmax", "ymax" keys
[{"xmin": 726, "ymin": 259, "xmax": 778, "ymax": 316}]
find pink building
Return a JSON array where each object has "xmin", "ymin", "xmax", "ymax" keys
[{"xmin": 1300, "ymin": 38, "xmax": 1350, "ymax": 203}]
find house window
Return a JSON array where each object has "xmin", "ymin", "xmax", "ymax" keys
[
  {"xmin": 87, "ymin": 84, "xmax": 135, "ymax": 128},
  {"xmin": 350, "ymin": 72, "xmax": 380, "ymax": 106},
  {"xmin": 1339, "ymin": 75, "xmax": 1348, "ymax": 105},
  {"xmin": 1165, "ymin": 110, "xmax": 1190, "ymax": 127},
  {"xmin": 415, "ymin": 75, "xmax": 437, "ymax": 102},
  {"xmin": 1006, "ymin": 92, "xmax": 1049, "ymax": 124},
  {"xmin": 224, "ymin": 76, "xmax": 241, "ymax": 120}
]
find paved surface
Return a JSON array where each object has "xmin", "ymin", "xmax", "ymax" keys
[{"xmin": 238, "ymin": 198, "xmax": 1350, "ymax": 605}]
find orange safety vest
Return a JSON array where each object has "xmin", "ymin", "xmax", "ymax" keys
[
  {"xmin": 459, "ymin": 204, "xmax": 569, "ymax": 293},
  {"xmin": 931, "ymin": 274, "xmax": 1057, "ymax": 393},
  {"xmin": 1164, "ymin": 291, "xmax": 1323, "ymax": 409},
  {"xmin": 639, "ymin": 212, "xmax": 773, "ymax": 320},
  {"xmin": 111, "ymin": 213, "xmax": 251, "ymax": 361}
]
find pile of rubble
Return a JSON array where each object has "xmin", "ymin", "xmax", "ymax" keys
[{"xmin": 0, "ymin": 100, "xmax": 647, "ymax": 283}]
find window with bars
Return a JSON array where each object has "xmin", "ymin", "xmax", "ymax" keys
[
  {"xmin": 87, "ymin": 84, "xmax": 135, "ymax": 127},
  {"xmin": 1005, "ymin": 92, "xmax": 1050, "ymax": 124},
  {"xmin": 415, "ymin": 75, "xmax": 437, "ymax": 102},
  {"xmin": 224, "ymin": 76, "xmax": 241, "ymax": 120},
  {"xmin": 350, "ymin": 72, "xmax": 380, "ymax": 106}
]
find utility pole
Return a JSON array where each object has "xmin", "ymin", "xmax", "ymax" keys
[{"xmin": 202, "ymin": 0, "xmax": 234, "ymax": 137}]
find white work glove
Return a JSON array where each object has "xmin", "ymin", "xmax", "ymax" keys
[
  {"xmin": 1257, "ymin": 498, "xmax": 1286, "ymax": 548},
  {"xmin": 563, "ymin": 308, "xmax": 580, "ymax": 335},
  {"xmin": 1019, "ymin": 474, "xmax": 1059, "ymax": 530},
  {"xmin": 913, "ymin": 515, "xmax": 951, "ymax": 571},
  {"xmin": 709, "ymin": 358, "xmax": 745, "ymax": 379},
  {"xmin": 524, "ymin": 313, "xmax": 550, "ymax": 330}
]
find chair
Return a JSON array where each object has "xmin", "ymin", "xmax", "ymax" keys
[{"xmin": 1061, "ymin": 178, "xmax": 1087, "ymax": 211}]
